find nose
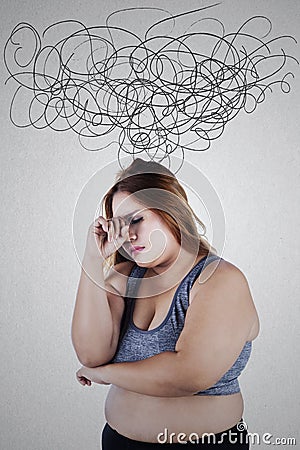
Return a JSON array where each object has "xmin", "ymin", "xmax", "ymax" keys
[{"xmin": 129, "ymin": 225, "xmax": 137, "ymax": 242}]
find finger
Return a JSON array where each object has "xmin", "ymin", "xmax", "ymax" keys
[
  {"xmin": 76, "ymin": 369, "xmax": 84, "ymax": 380},
  {"xmin": 120, "ymin": 218, "xmax": 129, "ymax": 238},
  {"xmin": 93, "ymin": 225, "xmax": 106, "ymax": 238},
  {"xmin": 107, "ymin": 220, "xmax": 112, "ymax": 242},
  {"xmin": 77, "ymin": 374, "xmax": 91, "ymax": 386},
  {"xmin": 95, "ymin": 216, "xmax": 108, "ymax": 233},
  {"xmin": 77, "ymin": 375, "xmax": 85, "ymax": 385},
  {"xmin": 93, "ymin": 228, "xmax": 105, "ymax": 239},
  {"xmin": 112, "ymin": 218, "xmax": 120, "ymax": 240}
]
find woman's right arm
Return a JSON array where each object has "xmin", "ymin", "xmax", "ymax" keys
[{"xmin": 71, "ymin": 216, "xmax": 130, "ymax": 368}]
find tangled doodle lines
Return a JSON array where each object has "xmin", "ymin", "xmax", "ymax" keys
[{"xmin": 4, "ymin": 5, "xmax": 298, "ymax": 167}]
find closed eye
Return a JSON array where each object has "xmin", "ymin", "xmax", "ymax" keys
[{"xmin": 130, "ymin": 217, "xmax": 143, "ymax": 225}]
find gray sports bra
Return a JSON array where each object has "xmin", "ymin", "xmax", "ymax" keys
[{"xmin": 111, "ymin": 254, "xmax": 252, "ymax": 395}]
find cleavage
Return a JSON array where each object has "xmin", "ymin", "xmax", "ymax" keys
[{"xmin": 132, "ymin": 287, "xmax": 178, "ymax": 331}]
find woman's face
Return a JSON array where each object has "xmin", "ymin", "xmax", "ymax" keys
[{"xmin": 112, "ymin": 191, "xmax": 180, "ymax": 267}]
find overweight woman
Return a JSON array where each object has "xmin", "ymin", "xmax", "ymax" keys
[{"xmin": 71, "ymin": 158, "xmax": 259, "ymax": 449}]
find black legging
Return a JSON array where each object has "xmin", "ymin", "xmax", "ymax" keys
[{"xmin": 101, "ymin": 420, "xmax": 250, "ymax": 449}]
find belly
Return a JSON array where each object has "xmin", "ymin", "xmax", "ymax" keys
[{"xmin": 104, "ymin": 385, "xmax": 244, "ymax": 443}]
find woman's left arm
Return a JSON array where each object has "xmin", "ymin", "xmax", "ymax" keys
[{"xmin": 76, "ymin": 261, "xmax": 258, "ymax": 397}]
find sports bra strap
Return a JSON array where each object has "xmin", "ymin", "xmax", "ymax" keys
[{"xmin": 187, "ymin": 254, "xmax": 222, "ymax": 288}]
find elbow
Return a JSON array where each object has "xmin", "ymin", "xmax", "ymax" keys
[
  {"xmin": 71, "ymin": 337, "xmax": 115, "ymax": 368},
  {"xmin": 174, "ymin": 358, "xmax": 217, "ymax": 395},
  {"xmin": 177, "ymin": 377, "xmax": 215, "ymax": 396},
  {"xmin": 75, "ymin": 351, "xmax": 114, "ymax": 368},
  {"xmin": 189, "ymin": 373, "xmax": 220, "ymax": 394},
  {"xmin": 80, "ymin": 357, "xmax": 111, "ymax": 368},
  {"xmin": 163, "ymin": 378, "xmax": 209, "ymax": 397},
  {"xmin": 175, "ymin": 380, "xmax": 209, "ymax": 396},
  {"xmin": 71, "ymin": 326, "xmax": 115, "ymax": 367},
  {"xmin": 184, "ymin": 367, "xmax": 219, "ymax": 394}
]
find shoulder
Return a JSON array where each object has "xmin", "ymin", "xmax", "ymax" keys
[
  {"xmin": 190, "ymin": 258, "xmax": 254, "ymax": 310},
  {"xmin": 183, "ymin": 258, "xmax": 259, "ymax": 345},
  {"xmin": 196, "ymin": 258, "xmax": 249, "ymax": 291},
  {"xmin": 104, "ymin": 260, "xmax": 135, "ymax": 298}
]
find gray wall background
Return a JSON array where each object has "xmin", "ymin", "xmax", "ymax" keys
[{"xmin": 0, "ymin": 1, "xmax": 299, "ymax": 449}]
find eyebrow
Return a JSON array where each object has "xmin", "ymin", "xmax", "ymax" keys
[{"xmin": 114, "ymin": 210, "xmax": 141, "ymax": 222}]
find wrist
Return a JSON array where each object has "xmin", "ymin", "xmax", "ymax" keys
[
  {"xmin": 82, "ymin": 251, "xmax": 105, "ymax": 266},
  {"xmin": 98, "ymin": 363, "xmax": 111, "ymax": 384},
  {"xmin": 81, "ymin": 254, "xmax": 106, "ymax": 285}
]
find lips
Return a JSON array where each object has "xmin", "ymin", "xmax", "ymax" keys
[{"xmin": 130, "ymin": 245, "xmax": 145, "ymax": 252}]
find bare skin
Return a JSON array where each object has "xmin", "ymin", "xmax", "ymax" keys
[
  {"xmin": 73, "ymin": 191, "xmax": 260, "ymax": 444},
  {"xmin": 103, "ymin": 259, "xmax": 259, "ymax": 443}
]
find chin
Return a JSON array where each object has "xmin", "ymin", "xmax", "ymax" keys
[
  {"xmin": 134, "ymin": 254, "xmax": 164, "ymax": 268},
  {"xmin": 134, "ymin": 259, "xmax": 153, "ymax": 267}
]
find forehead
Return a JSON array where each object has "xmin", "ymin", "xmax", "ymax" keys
[{"xmin": 112, "ymin": 191, "xmax": 144, "ymax": 216}]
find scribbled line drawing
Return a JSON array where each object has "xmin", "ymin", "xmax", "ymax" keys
[{"xmin": 3, "ymin": 5, "xmax": 298, "ymax": 166}]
